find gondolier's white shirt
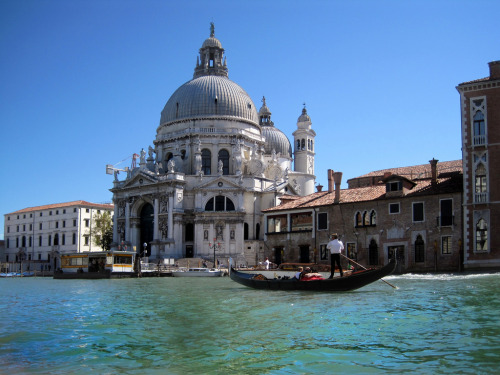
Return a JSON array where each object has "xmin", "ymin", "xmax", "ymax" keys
[{"xmin": 327, "ymin": 239, "xmax": 344, "ymax": 254}]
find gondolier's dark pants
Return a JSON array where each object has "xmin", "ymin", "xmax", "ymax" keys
[{"xmin": 330, "ymin": 253, "xmax": 343, "ymax": 278}]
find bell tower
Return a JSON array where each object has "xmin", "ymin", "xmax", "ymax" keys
[{"xmin": 292, "ymin": 105, "xmax": 316, "ymax": 175}]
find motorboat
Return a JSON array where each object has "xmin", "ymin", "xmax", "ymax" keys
[{"xmin": 171, "ymin": 268, "xmax": 223, "ymax": 277}]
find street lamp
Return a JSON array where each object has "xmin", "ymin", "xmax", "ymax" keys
[{"xmin": 209, "ymin": 238, "xmax": 221, "ymax": 268}]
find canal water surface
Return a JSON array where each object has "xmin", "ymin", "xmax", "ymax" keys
[{"xmin": 1, "ymin": 273, "xmax": 499, "ymax": 374}]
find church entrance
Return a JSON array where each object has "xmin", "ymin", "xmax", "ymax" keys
[{"xmin": 140, "ymin": 203, "xmax": 154, "ymax": 256}]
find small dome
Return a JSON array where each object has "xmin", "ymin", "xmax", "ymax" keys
[
  {"xmin": 259, "ymin": 97, "xmax": 271, "ymax": 117},
  {"xmin": 202, "ymin": 36, "xmax": 222, "ymax": 49},
  {"xmin": 298, "ymin": 107, "xmax": 311, "ymax": 123},
  {"xmin": 262, "ymin": 126, "xmax": 292, "ymax": 158}
]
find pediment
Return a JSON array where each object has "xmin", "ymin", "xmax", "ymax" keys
[
  {"xmin": 122, "ymin": 171, "xmax": 158, "ymax": 189},
  {"xmin": 264, "ymin": 181, "xmax": 299, "ymax": 196}
]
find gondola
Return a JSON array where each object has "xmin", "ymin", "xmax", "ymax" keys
[{"xmin": 229, "ymin": 257, "xmax": 397, "ymax": 292}]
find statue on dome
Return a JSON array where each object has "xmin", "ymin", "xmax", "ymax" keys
[{"xmin": 210, "ymin": 22, "xmax": 215, "ymax": 37}]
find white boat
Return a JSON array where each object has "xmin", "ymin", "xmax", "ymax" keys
[{"xmin": 171, "ymin": 268, "xmax": 223, "ymax": 277}]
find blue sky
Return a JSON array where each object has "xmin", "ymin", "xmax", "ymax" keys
[{"xmin": 1, "ymin": 0, "xmax": 499, "ymax": 239}]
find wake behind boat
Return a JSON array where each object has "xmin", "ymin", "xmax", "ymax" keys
[
  {"xmin": 229, "ymin": 257, "xmax": 396, "ymax": 292},
  {"xmin": 171, "ymin": 267, "xmax": 223, "ymax": 277}
]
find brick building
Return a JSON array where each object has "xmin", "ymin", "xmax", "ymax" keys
[
  {"xmin": 263, "ymin": 159, "xmax": 463, "ymax": 273},
  {"xmin": 3, "ymin": 201, "xmax": 113, "ymax": 272},
  {"xmin": 457, "ymin": 60, "xmax": 500, "ymax": 270}
]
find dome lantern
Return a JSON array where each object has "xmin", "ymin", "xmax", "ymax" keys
[{"xmin": 194, "ymin": 22, "xmax": 228, "ymax": 79}]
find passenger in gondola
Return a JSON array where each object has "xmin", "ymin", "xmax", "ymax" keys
[
  {"xmin": 294, "ymin": 266, "xmax": 304, "ymax": 280},
  {"xmin": 301, "ymin": 267, "xmax": 324, "ymax": 281}
]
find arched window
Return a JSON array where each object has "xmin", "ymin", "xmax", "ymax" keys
[
  {"xmin": 415, "ymin": 235, "xmax": 425, "ymax": 263},
  {"xmin": 201, "ymin": 149, "xmax": 211, "ymax": 175},
  {"xmin": 368, "ymin": 239, "xmax": 378, "ymax": 265},
  {"xmin": 355, "ymin": 212, "xmax": 362, "ymax": 227},
  {"xmin": 48, "ymin": 235, "xmax": 52, "ymax": 246},
  {"xmin": 54, "ymin": 234, "xmax": 59, "ymax": 246},
  {"xmin": 363, "ymin": 211, "xmax": 370, "ymax": 226},
  {"xmin": 310, "ymin": 140, "xmax": 313, "ymax": 151},
  {"xmin": 62, "ymin": 234, "xmax": 66, "ymax": 246},
  {"xmin": 476, "ymin": 218, "xmax": 488, "ymax": 251},
  {"xmin": 475, "ymin": 163, "xmax": 487, "ymax": 193},
  {"xmin": 473, "ymin": 111, "xmax": 485, "ymax": 145},
  {"xmin": 72, "ymin": 233, "xmax": 77, "ymax": 245},
  {"xmin": 244, "ymin": 223, "xmax": 249, "ymax": 240},
  {"xmin": 205, "ymin": 196, "xmax": 235, "ymax": 212},
  {"xmin": 296, "ymin": 140, "xmax": 300, "ymax": 150},
  {"xmin": 218, "ymin": 149, "xmax": 230, "ymax": 175},
  {"xmin": 301, "ymin": 139, "xmax": 305, "ymax": 150},
  {"xmin": 22, "ymin": 236, "xmax": 26, "ymax": 247},
  {"xmin": 370, "ymin": 210, "xmax": 377, "ymax": 226}
]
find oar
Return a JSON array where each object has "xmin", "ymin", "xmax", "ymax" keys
[{"xmin": 341, "ymin": 254, "xmax": 397, "ymax": 289}]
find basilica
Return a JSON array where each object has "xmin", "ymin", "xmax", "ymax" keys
[{"xmin": 109, "ymin": 24, "xmax": 316, "ymax": 266}]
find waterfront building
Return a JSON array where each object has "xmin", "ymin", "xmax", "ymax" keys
[
  {"xmin": 263, "ymin": 159, "xmax": 463, "ymax": 273},
  {"xmin": 108, "ymin": 24, "xmax": 315, "ymax": 266},
  {"xmin": 457, "ymin": 60, "xmax": 500, "ymax": 270},
  {"xmin": 3, "ymin": 201, "xmax": 114, "ymax": 272}
]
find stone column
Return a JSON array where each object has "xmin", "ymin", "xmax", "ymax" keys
[
  {"xmin": 154, "ymin": 197, "xmax": 159, "ymax": 240},
  {"xmin": 168, "ymin": 194, "xmax": 174, "ymax": 239},
  {"xmin": 125, "ymin": 201, "xmax": 130, "ymax": 242}
]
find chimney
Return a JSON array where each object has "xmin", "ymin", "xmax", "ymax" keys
[
  {"xmin": 429, "ymin": 158, "xmax": 438, "ymax": 185},
  {"xmin": 327, "ymin": 169, "xmax": 334, "ymax": 193},
  {"xmin": 333, "ymin": 172, "xmax": 343, "ymax": 203},
  {"xmin": 316, "ymin": 184, "xmax": 323, "ymax": 192},
  {"xmin": 489, "ymin": 60, "xmax": 500, "ymax": 80}
]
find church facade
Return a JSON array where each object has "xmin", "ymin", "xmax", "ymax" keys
[{"xmin": 109, "ymin": 25, "xmax": 316, "ymax": 266}]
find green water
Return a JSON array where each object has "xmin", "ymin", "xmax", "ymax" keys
[{"xmin": 1, "ymin": 273, "xmax": 499, "ymax": 374}]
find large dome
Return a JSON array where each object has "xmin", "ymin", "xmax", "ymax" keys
[{"xmin": 159, "ymin": 75, "xmax": 259, "ymax": 126}]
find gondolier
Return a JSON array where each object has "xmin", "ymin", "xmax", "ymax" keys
[{"xmin": 327, "ymin": 233, "xmax": 344, "ymax": 278}]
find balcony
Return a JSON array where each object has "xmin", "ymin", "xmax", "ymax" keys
[
  {"xmin": 474, "ymin": 192, "xmax": 489, "ymax": 203},
  {"xmin": 473, "ymin": 135, "xmax": 486, "ymax": 146}
]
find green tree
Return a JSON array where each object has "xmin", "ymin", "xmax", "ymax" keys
[{"xmin": 91, "ymin": 211, "xmax": 113, "ymax": 250}]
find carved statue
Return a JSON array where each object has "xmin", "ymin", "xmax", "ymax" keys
[
  {"xmin": 140, "ymin": 148, "xmax": 146, "ymax": 164},
  {"xmin": 168, "ymin": 159, "xmax": 175, "ymax": 173}
]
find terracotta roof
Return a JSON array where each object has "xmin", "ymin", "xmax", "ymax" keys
[
  {"xmin": 457, "ymin": 76, "xmax": 499, "ymax": 86},
  {"xmin": 7, "ymin": 200, "xmax": 113, "ymax": 215},
  {"xmin": 264, "ymin": 160, "xmax": 463, "ymax": 213},
  {"xmin": 350, "ymin": 160, "xmax": 462, "ymax": 181}
]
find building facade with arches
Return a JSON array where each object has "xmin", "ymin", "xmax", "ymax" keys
[
  {"xmin": 457, "ymin": 60, "xmax": 500, "ymax": 270},
  {"xmin": 109, "ymin": 25, "xmax": 316, "ymax": 266},
  {"xmin": 263, "ymin": 160, "xmax": 463, "ymax": 273}
]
